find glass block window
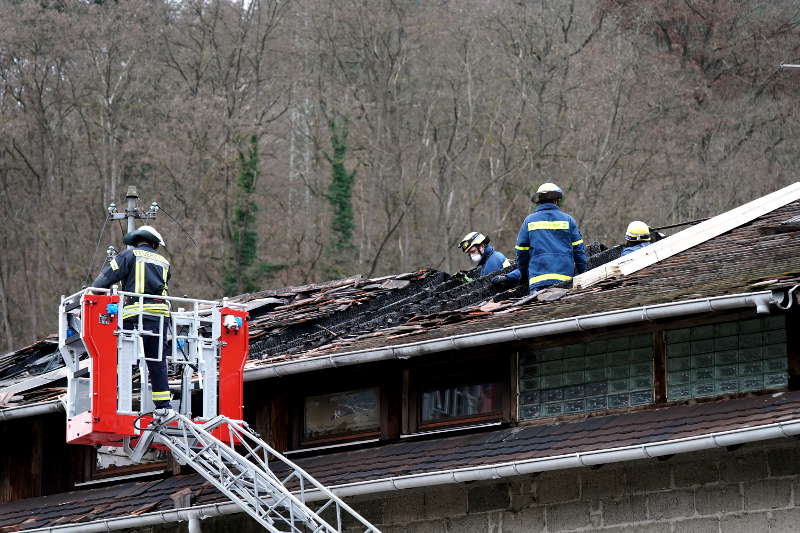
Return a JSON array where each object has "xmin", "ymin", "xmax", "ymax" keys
[
  {"xmin": 304, "ymin": 388, "xmax": 380, "ymax": 441},
  {"xmin": 519, "ymin": 334, "xmax": 654, "ymax": 420},
  {"xmin": 666, "ymin": 315, "xmax": 787, "ymax": 401}
]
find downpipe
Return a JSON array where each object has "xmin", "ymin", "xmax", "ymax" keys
[
  {"xmin": 188, "ymin": 513, "xmax": 202, "ymax": 533},
  {"xmin": 776, "ymin": 283, "xmax": 800, "ymax": 311}
]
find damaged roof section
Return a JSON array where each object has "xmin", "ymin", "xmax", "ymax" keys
[
  {"xmin": 0, "ymin": 270, "xmax": 466, "ymax": 408},
  {"xmin": 0, "ymin": 242, "xmax": 617, "ymax": 406},
  {"xmin": 0, "ymin": 339, "xmax": 62, "ymax": 408},
  {"xmin": 244, "ymin": 242, "xmax": 620, "ymax": 362},
  {"xmin": 244, "ymin": 199, "xmax": 800, "ymax": 366},
  {"xmin": 3, "ymin": 197, "xmax": 800, "ymax": 409}
]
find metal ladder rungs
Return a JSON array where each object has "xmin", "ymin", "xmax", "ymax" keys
[{"xmin": 145, "ymin": 413, "xmax": 381, "ymax": 533}]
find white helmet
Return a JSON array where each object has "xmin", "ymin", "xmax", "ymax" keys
[
  {"xmin": 458, "ymin": 231, "xmax": 489, "ymax": 253},
  {"xmin": 123, "ymin": 225, "xmax": 166, "ymax": 247},
  {"xmin": 534, "ymin": 182, "xmax": 563, "ymax": 203}
]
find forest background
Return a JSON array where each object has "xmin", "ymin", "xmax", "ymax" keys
[{"xmin": 1, "ymin": 0, "xmax": 799, "ymax": 350}]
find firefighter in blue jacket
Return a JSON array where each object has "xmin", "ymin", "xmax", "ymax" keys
[
  {"xmin": 92, "ymin": 225, "xmax": 172, "ymax": 412},
  {"xmin": 620, "ymin": 220, "xmax": 652, "ymax": 256},
  {"xmin": 515, "ymin": 183, "xmax": 588, "ymax": 293},
  {"xmin": 458, "ymin": 231, "xmax": 520, "ymax": 281}
]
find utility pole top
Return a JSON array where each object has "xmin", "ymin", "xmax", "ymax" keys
[{"xmin": 105, "ymin": 184, "xmax": 159, "ymax": 250}]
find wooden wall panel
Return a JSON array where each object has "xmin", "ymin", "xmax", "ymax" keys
[{"xmin": 0, "ymin": 413, "xmax": 93, "ymax": 504}]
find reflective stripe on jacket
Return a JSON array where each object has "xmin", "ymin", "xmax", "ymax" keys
[
  {"xmin": 92, "ymin": 244, "xmax": 171, "ymax": 318},
  {"xmin": 515, "ymin": 203, "xmax": 588, "ymax": 290}
]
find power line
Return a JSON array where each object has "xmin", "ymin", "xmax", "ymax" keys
[
  {"xmin": 158, "ymin": 206, "xmax": 199, "ymax": 248},
  {"xmin": 82, "ymin": 215, "xmax": 110, "ymax": 288}
]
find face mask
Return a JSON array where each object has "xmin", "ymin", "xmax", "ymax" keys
[{"xmin": 470, "ymin": 252, "xmax": 482, "ymax": 263}]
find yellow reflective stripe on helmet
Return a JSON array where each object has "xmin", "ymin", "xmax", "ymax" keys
[
  {"xmin": 151, "ymin": 391, "xmax": 171, "ymax": 400},
  {"xmin": 502, "ymin": 259, "xmax": 511, "ymax": 268},
  {"xmin": 161, "ymin": 266, "xmax": 169, "ymax": 296},
  {"xmin": 110, "ymin": 258, "xmax": 119, "ymax": 271},
  {"xmin": 527, "ymin": 221, "xmax": 569, "ymax": 231},
  {"xmin": 515, "ymin": 245, "xmax": 530, "ymax": 251},
  {"xmin": 571, "ymin": 239, "xmax": 583, "ymax": 246},
  {"xmin": 529, "ymin": 273, "xmax": 572, "ymax": 285}
]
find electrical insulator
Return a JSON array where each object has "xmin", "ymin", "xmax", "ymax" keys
[
  {"xmin": 107, "ymin": 203, "xmax": 117, "ymax": 214},
  {"xmin": 150, "ymin": 201, "xmax": 160, "ymax": 213}
]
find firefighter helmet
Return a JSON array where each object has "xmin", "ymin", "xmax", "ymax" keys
[
  {"xmin": 458, "ymin": 231, "xmax": 489, "ymax": 253},
  {"xmin": 534, "ymin": 182, "xmax": 563, "ymax": 204},
  {"xmin": 625, "ymin": 221, "xmax": 651, "ymax": 242},
  {"xmin": 123, "ymin": 225, "xmax": 166, "ymax": 247}
]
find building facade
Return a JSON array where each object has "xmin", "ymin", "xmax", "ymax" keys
[{"xmin": 2, "ymin": 189, "xmax": 800, "ymax": 532}]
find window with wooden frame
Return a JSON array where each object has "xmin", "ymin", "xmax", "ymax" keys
[
  {"xmin": 286, "ymin": 362, "xmax": 403, "ymax": 450},
  {"xmin": 406, "ymin": 353, "xmax": 510, "ymax": 433},
  {"xmin": 302, "ymin": 387, "xmax": 381, "ymax": 444},
  {"xmin": 82, "ymin": 446, "xmax": 168, "ymax": 485}
]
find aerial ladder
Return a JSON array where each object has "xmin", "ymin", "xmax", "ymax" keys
[{"xmin": 58, "ymin": 287, "xmax": 381, "ymax": 533}]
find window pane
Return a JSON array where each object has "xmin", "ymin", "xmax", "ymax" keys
[
  {"xmin": 304, "ymin": 388, "xmax": 380, "ymax": 440},
  {"xmin": 666, "ymin": 316, "xmax": 787, "ymax": 401},
  {"xmin": 519, "ymin": 334, "xmax": 654, "ymax": 420},
  {"xmin": 421, "ymin": 383, "xmax": 498, "ymax": 423}
]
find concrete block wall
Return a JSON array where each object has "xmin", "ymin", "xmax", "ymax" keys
[
  {"xmin": 129, "ymin": 438, "xmax": 800, "ymax": 533},
  {"xmin": 351, "ymin": 438, "xmax": 800, "ymax": 533}
]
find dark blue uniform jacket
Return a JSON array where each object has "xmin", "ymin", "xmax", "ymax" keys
[
  {"xmin": 621, "ymin": 242, "xmax": 651, "ymax": 257},
  {"xmin": 92, "ymin": 244, "xmax": 171, "ymax": 319},
  {"xmin": 479, "ymin": 245, "xmax": 521, "ymax": 280},
  {"xmin": 515, "ymin": 203, "xmax": 588, "ymax": 291}
]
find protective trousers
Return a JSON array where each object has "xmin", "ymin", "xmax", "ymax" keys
[{"xmin": 124, "ymin": 317, "xmax": 171, "ymax": 409}]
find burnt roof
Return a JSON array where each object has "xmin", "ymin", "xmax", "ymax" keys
[
  {"xmin": 3, "ymin": 199, "xmax": 800, "ymax": 408},
  {"xmin": 246, "ymin": 199, "xmax": 800, "ymax": 366},
  {"xmin": 2, "ymin": 391, "xmax": 799, "ymax": 531}
]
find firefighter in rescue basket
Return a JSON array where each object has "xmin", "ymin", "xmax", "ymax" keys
[{"xmin": 92, "ymin": 225, "xmax": 172, "ymax": 411}]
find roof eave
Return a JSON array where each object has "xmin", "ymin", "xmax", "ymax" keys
[
  {"xmin": 0, "ymin": 399, "xmax": 63, "ymax": 421},
  {"xmin": 0, "ymin": 289, "xmax": 783, "ymax": 424},
  {"xmin": 243, "ymin": 289, "xmax": 779, "ymax": 381},
  {"xmin": 20, "ymin": 414, "xmax": 800, "ymax": 533}
]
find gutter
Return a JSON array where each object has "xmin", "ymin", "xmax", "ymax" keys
[
  {"xmin": 0, "ymin": 400, "xmax": 62, "ymax": 421},
  {"xmin": 244, "ymin": 289, "xmax": 778, "ymax": 381},
  {"xmin": 0, "ymin": 290, "xmax": 779, "ymax": 423},
  {"xmin": 23, "ymin": 414, "xmax": 800, "ymax": 532}
]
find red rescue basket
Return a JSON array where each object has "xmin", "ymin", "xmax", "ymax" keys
[{"xmin": 58, "ymin": 288, "xmax": 249, "ymax": 447}]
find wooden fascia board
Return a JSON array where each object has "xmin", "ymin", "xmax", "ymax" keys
[{"xmin": 574, "ymin": 181, "xmax": 800, "ymax": 289}]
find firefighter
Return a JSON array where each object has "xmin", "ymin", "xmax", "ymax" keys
[
  {"xmin": 458, "ymin": 231, "xmax": 520, "ymax": 281},
  {"xmin": 92, "ymin": 225, "xmax": 172, "ymax": 413},
  {"xmin": 515, "ymin": 182, "xmax": 588, "ymax": 294},
  {"xmin": 621, "ymin": 220, "xmax": 652, "ymax": 256}
]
